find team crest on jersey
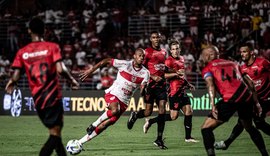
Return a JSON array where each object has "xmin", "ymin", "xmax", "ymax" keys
[
  {"xmin": 174, "ymin": 103, "xmax": 179, "ymax": 109},
  {"xmin": 110, "ymin": 96, "xmax": 116, "ymax": 100},
  {"xmin": 131, "ymin": 76, "xmax": 137, "ymax": 82}
]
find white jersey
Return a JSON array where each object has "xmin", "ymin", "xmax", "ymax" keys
[{"xmin": 105, "ymin": 59, "xmax": 150, "ymax": 105}]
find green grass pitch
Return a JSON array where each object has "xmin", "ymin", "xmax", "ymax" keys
[{"xmin": 0, "ymin": 115, "xmax": 269, "ymax": 156}]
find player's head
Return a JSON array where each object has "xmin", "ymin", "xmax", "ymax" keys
[
  {"xmin": 168, "ymin": 39, "xmax": 181, "ymax": 58},
  {"xmin": 149, "ymin": 31, "xmax": 161, "ymax": 48},
  {"xmin": 239, "ymin": 43, "xmax": 254, "ymax": 63},
  {"xmin": 133, "ymin": 48, "xmax": 145, "ymax": 66},
  {"xmin": 28, "ymin": 17, "xmax": 45, "ymax": 36},
  {"xmin": 202, "ymin": 45, "xmax": 219, "ymax": 64}
]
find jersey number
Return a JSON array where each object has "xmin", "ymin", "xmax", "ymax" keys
[
  {"xmin": 221, "ymin": 68, "xmax": 237, "ymax": 81},
  {"xmin": 29, "ymin": 63, "xmax": 49, "ymax": 84}
]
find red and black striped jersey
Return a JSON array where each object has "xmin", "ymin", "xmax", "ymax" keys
[
  {"xmin": 240, "ymin": 57, "xmax": 270, "ymax": 101},
  {"xmin": 165, "ymin": 56, "xmax": 186, "ymax": 96},
  {"xmin": 202, "ymin": 59, "xmax": 252, "ymax": 103},
  {"xmin": 12, "ymin": 41, "xmax": 62, "ymax": 109}
]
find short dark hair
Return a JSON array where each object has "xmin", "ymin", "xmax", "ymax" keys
[
  {"xmin": 239, "ymin": 42, "xmax": 253, "ymax": 51},
  {"xmin": 29, "ymin": 17, "xmax": 44, "ymax": 36},
  {"xmin": 150, "ymin": 30, "xmax": 160, "ymax": 36},
  {"xmin": 168, "ymin": 39, "xmax": 180, "ymax": 49}
]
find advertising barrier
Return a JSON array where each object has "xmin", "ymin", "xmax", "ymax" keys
[{"xmin": 0, "ymin": 89, "xmax": 221, "ymax": 116}]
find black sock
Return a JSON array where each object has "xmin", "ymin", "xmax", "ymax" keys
[
  {"xmin": 184, "ymin": 115, "xmax": 192, "ymax": 139},
  {"xmin": 39, "ymin": 135, "xmax": 56, "ymax": 156},
  {"xmin": 254, "ymin": 119, "xmax": 270, "ymax": 136},
  {"xmin": 224, "ymin": 120, "xmax": 244, "ymax": 148},
  {"xmin": 149, "ymin": 114, "xmax": 171, "ymax": 125},
  {"xmin": 201, "ymin": 128, "xmax": 215, "ymax": 156},
  {"xmin": 54, "ymin": 136, "xmax": 67, "ymax": 156},
  {"xmin": 157, "ymin": 114, "xmax": 165, "ymax": 140},
  {"xmin": 136, "ymin": 109, "xmax": 145, "ymax": 119},
  {"xmin": 246, "ymin": 126, "xmax": 269, "ymax": 156}
]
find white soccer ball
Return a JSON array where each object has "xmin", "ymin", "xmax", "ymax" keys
[{"xmin": 66, "ymin": 139, "xmax": 83, "ymax": 155}]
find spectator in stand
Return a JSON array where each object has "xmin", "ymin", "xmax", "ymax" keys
[
  {"xmin": 252, "ymin": 11, "xmax": 263, "ymax": 40},
  {"xmin": 220, "ymin": 12, "xmax": 231, "ymax": 31},
  {"xmin": 89, "ymin": 33, "xmax": 101, "ymax": 54},
  {"xmin": 82, "ymin": 5, "xmax": 93, "ymax": 25},
  {"xmin": 96, "ymin": 15, "xmax": 106, "ymax": 35},
  {"xmin": 63, "ymin": 53, "xmax": 73, "ymax": 69},
  {"xmin": 183, "ymin": 50, "xmax": 195, "ymax": 66},
  {"xmin": 203, "ymin": 1, "xmax": 215, "ymax": 18},
  {"xmin": 75, "ymin": 47, "xmax": 87, "ymax": 69},
  {"xmin": 173, "ymin": 29, "xmax": 185, "ymax": 42},
  {"xmin": 7, "ymin": 22, "xmax": 20, "ymax": 55},
  {"xmin": 263, "ymin": 24, "xmax": 270, "ymax": 48},
  {"xmin": 204, "ymin": 29, "xmax": 214, "ymax": 44},
  {"xmin": 229, "ymin": 0, "xmax": 238, "ymax": 16},
  {"xmin": 190, "ymin": 1, "xmax": 201, "ymax": 17},
  {"xmin": 240, "ymin": 13, "xmax": 252, "ymax": 38},
  {"xmin": 96, "ymin": 68, "xmax": 114, "ymax": 90},
  {"xmin": 159, "ymin": 3, "xmax": 168, "ymax": 28},
  {"xmin": 175, "ymin": 1, "xmax": 187, "ymax": 24},
  {"xmin": 189, "ymin": 12, "xmax": 199, "ymax": 36},
  {"xmin": 111, "ymin": 6, "xmax": 123, "ymax": 34}
]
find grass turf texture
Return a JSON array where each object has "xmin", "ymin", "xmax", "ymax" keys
[{"xmin": 0, "ymin": 116, "xmax": 269, "ymax": 156}]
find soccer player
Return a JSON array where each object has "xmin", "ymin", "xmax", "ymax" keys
[
  {"xmin": 77, "ymin": 48, "xmax": 150, "ymax": 149},
  {"xmin": 143, "ymin": 39, "xmax": 199, "ymax": 143},
  {"xmin": 5, "ymin": 18, "xmax": 79, "ymax": 156},
  {"xmin": 127, "ymin": 31, "xmax": 168, "ymax": 149},
  {"xmin": 214, "ymin": 44, "xmax": 270, "ymax": 150},
  {"xmin": 200, "ymin": 46, "xmax": 268, "ymax": 156}
]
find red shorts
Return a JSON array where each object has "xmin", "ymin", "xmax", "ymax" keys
[{"xmin": 104, "ymin": 93, "xmax": 128, "ymax": 114}]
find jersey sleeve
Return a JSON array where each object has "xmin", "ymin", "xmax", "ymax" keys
[
  {"xmin": 12, "ymin": 50, "xmax": 23, "ymax": 69},
  {"xmin": 52, "ymin": 44, "xmax": 62, "ymax": 63},
  {"xmin": 112, "ymin": 59, "xmax": 128, "ymax": 69},
  {"xmin": 202, "ymin": 65, "xmax": 213, "ymax": 80},
  {"xmin": 142, "ymin": 70, "xmax": 150, "ymax": 85}
]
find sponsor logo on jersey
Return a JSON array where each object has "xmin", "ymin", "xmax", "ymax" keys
[{"xmin": 22, "ymin": 50, "xmax": 48, "ymax": 60}]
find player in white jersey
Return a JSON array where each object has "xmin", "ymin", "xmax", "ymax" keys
[{"xmin": 75, "ymin": 48, "xmax": 150, "ymax": 151}]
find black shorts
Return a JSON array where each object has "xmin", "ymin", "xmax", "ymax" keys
[
  {"xmin": 36, "ymin": 100, "xmax": 64, "ymax": 128},
  {"xmin": 144, "ymin": 86, "xmax": 167, "ymax": 105},
  {"xmin": 208, "ymin": 98, "xmax": 253, "ymax": 122},
  {"xmin": 259, "ymin": 99, "xmax": 270, "ymax": 118},
  {"xmin": 169, "ymin": 93, "xmax": 191, "ymax": 111}
]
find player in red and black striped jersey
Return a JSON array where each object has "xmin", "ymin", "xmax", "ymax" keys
[
  {"xmin": 5, "ymin": 18, "xmax": 79, "ymax": 156},
  {"xmin": 214, "ymin": 44, "xmax": 270, "ymax": 151},
  {"xmin": 142, "ymin": 39, "xmax": 199, "ymax": 143},
  {"xmin": 200, "ymin": 46, "xmax": 268, "ymax": 156},
  {"xmin": 127, "ymin": 31, "xmax": 168, "ymax": 149}
]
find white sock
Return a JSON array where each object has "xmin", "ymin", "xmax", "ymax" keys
[
  {"xmin": 92, "ymin": 111, "xmax": 109, "ymax": 127},
  {"xmin": 79, "ymin": 131, "xmax": 98, "ymax": 144}
]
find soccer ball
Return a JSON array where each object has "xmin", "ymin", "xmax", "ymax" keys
[{"xmin": 66, "ymin": 139, "xmax": 83, "ymax": 155}]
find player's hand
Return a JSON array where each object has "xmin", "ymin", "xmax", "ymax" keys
[
  {"xmin": 255, "ymin": 102, "xmax": 262, "ymax": 117},
  {"xmin": 71, "ymin": 78, "xmax": 80, "ymax": 90},
  {"xmin": 5, "ymin": 80, "xmax": 16, "ymax": 94},
  {"xmin": 211, "ymin": 105, "xmax": 218, "ymax": 119},
  {"xmin": 188, "ymin": 83, "xmax": 195, "ymax": 91},
  {"xmin": 79, "ymin": 68, "xmax": 93, "ymax": 81},
  {"xmin": 153, "ymin": 76, "xmax": 163, "ymax": 82},
  {"xmin": 176, "ymin": 69, "xmax": 185, "ymax": 77}
]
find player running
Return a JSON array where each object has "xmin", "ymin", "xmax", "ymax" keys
[
  {"xmin": 214, "ymin": 44, "xmax": 270, "ymax": 150},
  {"xmin": 74, "ymin": 48, "xmax": 149, "ymax": 151},
  {"xmin": 127, "ymin": 31, "xmax": 168, "ymax": 149},
  {"xmin": 200, "ymin": 45, "xmax": 268, "ymax": 156},
  {"xmin": 5, "ymin": 17, "xmax": 79, "ymax": 156},
  {"xmin": 143, "ymin": 39, "xmax": 199, "ymax": 143}
]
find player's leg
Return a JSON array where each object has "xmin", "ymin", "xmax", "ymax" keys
[
  {"xmin": 253, "ymin": 101, "xmax": 270, "ymax": 136},
  {"xmin": 38, "ymin": 103, "xmax": 66, "ymax": 156},
  {"xmin": 87, "ymin": 93, "xmax": 121, "ymax": 133},
  {"xmin": 238, "ymin": 100, "xmax": 269, "ymax": 156},
  {"xmin": 127, "ymin": 92, "xmax": 154, "ymax": 129},
  {"xmin": 182, "ymin": 103, "xmax": 199, "ymax": 143},
  {"xmin": 214, "ymin": 118, "xmax": 244, "ymax": 150}
]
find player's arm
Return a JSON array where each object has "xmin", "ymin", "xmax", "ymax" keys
[
  {"xmin": 242, "ymin": 74, "xmax": 262, "ymax": 116},
  {"xmin": 205, "ymin": 76, "xmax": 217, "ymax": 118},
  {"xmin": 56, "ymin": 62, "xmax": 79, "ymax": 89},
  {"xmin": 79, "ymin": 58, "xmax": 112, "ymax": 81},
  {"xmin": 5, "ymin": 69, "xmax": 21, "ymax": 94}
]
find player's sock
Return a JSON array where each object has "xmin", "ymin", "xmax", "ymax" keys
[
  {"xmin": 184, "ymin": 115, "xmax": 192, "ymax": 139},
  {"xmin": 165, "ymin": 114, "xmax": 172, "ymax": 121},
  {"xmin": 201, "ymin": 128, "xmax": 215, "ymax": 156},
  {"xmin": 246, "ymin": 126, "xmax": 269, "ymax": 156},
  {"xmin": 79, "ymin": 128, "xmax": 98, "ymax": 144},
  {"xmin": 254, "ymin": 119, "xmax": 270, "ymax": 136},
  {"xmin": 54, "ymin": 136, "xmax": 67, "ymax": 156},
  {"xmin": 224, "ymin": 120, "xmax": 244, "ymax": 148},
  {"xmin": 149, "ymin": 114, "xmax": 172, "ymax": 125},
  {"xmin": 157, "ymin": 114, "xmax": 165, "ymax": 140},
  {"xmin": 136, "ymin": 109, "xmax": 145, "ymax": 119},
  {"xmin": 39, "ymin": 135, "xmax": 56, "ymax": 156},
  {"xmin": 92, "ymin": 110, "xmax": 113, "ymax": 127}
]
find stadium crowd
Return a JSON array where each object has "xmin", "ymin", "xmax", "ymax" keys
[{"xmin": 1, "ymin": 0, "xmax": 270, "ymax": 89}]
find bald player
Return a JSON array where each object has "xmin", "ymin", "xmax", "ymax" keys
[{"xmin": 200, "ymin": 46, "xmax": 268, "ymax": 156}]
